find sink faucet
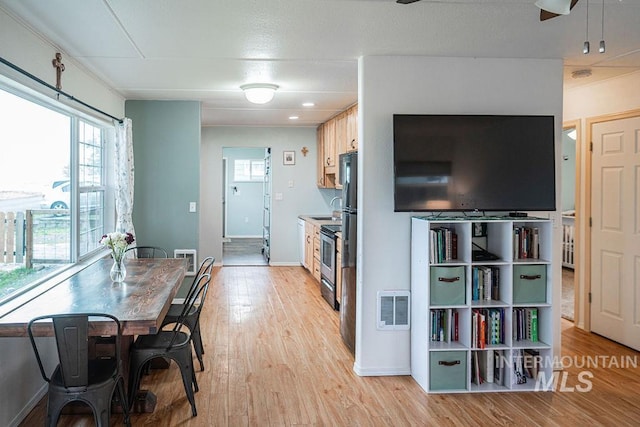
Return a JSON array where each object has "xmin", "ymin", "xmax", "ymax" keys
[
  {"xmin": 330, "ymin": 197, "xmax": 342, "ymax": 221},
  {"xmin": 330, "ymin": 197, "xmax": 342, "ymax": 209}
]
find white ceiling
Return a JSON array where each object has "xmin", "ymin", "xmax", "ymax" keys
[{"xmin": 1, "ymin": 0, "xmax": 639, "ymax": 127}]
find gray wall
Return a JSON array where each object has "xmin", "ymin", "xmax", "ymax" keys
[
  {"xmin": 355, "ymin": 56, "xmax": 564, "ymax": 375},
  {"xmin": 223, "ymin": 147, "xmax": 265, "ymax": 237},
  {"xmin": 201, "ymin": 126, "xmax": 337, "ymax": 265},
  {"xmin": 125, "ymin": 100, "xmax": 200, "ymax": 256}
]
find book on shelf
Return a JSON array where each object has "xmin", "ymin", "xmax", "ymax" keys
[
  {"xmin": 453, "ymin": 309, "xmax": 459, "ymax": 341},
  {"xmin": 531, "ymin": 228, "xmax": 539, "ymax": 259},
  {"xmin": 513, "ymin": 226, "xmax": 541, "ymax": 260},
  {"xmin": 472, "ymin": 308, "xmax": 504, "ymax": 348},
  {"xmin": 513, "ymin": 307, "xmax": 539, "ymax": 342},
  {"xmin": 483, "ymin": 350, "xmax": 494, "ymax": 383},
  {"xmin": 524, "ymin": 349, "xmax": 541, "ymax": 380},
  {"xmin": 472, "ymin": 266, "xmax": 501, "ymax": 302},
  {"xmin": 472, "ymin": 351, "xmax": 482, "ymax": 385},
  {"xmin": 471, "ymin": 350, "xmax": 495, "ymax": 385},
  {"xmin": 430, "ymin": 308, "xmax": 459, "ymax": 343},
  {"xmin": 512, "ymin": 349, "xmax": 527, "ymax": 385},
  {"xmin": 430, "ymin": 227, "xmax": 458, "ymax": 263},
  {"xmin": 493, "ymin": 350, "xmax": 505, "ymax": 386}
]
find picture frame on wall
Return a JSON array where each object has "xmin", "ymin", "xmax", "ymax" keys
[
  {"xmin": 174, "ymin": 249, "xmax": 197, "ymax": 276},
  {"xmin": 283, "ymin": 150, "xmax": 295, "ymax": 165}
]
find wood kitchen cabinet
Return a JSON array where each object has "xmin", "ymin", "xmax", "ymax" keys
[
  {"xmin": 316, "ymin": 103, "xmax": 357, "ymax": 189},
  {"xmin": 316, "ymin": 121, "xmax": 336, "ymax": 188},
  {"xmin": 334, "ymin": 112, "xmax": 347, "ymax": 190},
  {"xmin": 312, "ymin": 225, "xmax": 321, "ymax": 282},
  {"xmin": 304, "ymin": 221, "xmax": 314, "ymax": 271},
  {"xmin": 323, "ymin": 118, "xmax": 337, "ymax": 174},
  {"xmin": 346, "ymin": 104, "xmax": 358, "ymax": 152}
]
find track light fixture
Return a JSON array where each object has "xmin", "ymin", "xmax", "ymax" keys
[
  {"xmin": 599, "ymin": 0, "xmax": 606, "ymax": 53},
  {"xmin": 583, "ymin": 0, "xmax": 589, "ymax": 54}
]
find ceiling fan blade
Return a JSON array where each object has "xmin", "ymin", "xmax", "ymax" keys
[
  {"xmin": 539, "ymin": 0, "xmax": 580, "ymax": 21},
  {"xmin": 397, "ymin": 0, "xmax": 422, "ymax": 4}
]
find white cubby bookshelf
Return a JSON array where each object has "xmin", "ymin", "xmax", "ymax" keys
[{"xmin": 410, "ymin": 216, "xmax": 553, "ymax": 393}]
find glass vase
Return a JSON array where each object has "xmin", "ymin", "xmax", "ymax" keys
[{"xmin": 110, "ymin": 258, "xmax": 127, "ymax": 283}]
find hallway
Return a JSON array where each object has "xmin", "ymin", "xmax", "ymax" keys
[{"xmin": 223, "ymin": 238, "xmax": 267, "ymax": 266}]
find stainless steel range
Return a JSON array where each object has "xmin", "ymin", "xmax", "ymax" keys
[{"xmin": 320, "ymin": 223, "xmax": 341, "ymax": 310}]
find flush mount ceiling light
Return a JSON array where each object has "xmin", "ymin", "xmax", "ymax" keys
[
  {"xmin": 535, "ymin": 0, "xmax": 571, "ymax": 15},
  {"xmin": 240, "ymin": 83, "xmax": 279, "ymax": 104}
]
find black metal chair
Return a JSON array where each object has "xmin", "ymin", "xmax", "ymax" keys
[
  {"xmin": 125, "ymin": 246, "xmax": 168, "ymax": 258},
  {"xmin": 128, "ymin": 272, "xmax": 212, "ymax": 417},
  {"xmin": 160, "ymin": 256, "xmax": 215, "ymax": 371},
  {"xmin": 27, "ymin": 313, "xmax": 131, "ymax": 427}
]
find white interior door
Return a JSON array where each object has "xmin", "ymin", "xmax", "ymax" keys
[{"xmin": 591, "ymin": 115, "xmax": 640, "ymax": 350}]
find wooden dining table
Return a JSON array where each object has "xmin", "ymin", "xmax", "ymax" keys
[{"xmin": 0, "ymin": 256, "xmax": 188, "ymax": 412}]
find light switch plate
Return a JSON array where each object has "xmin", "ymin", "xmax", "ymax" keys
[
  {"xmin": 189, "ymin": 202, "xmax": 197, "ymax": 212},
  {"xmin": 275, "ymin": 192, "xmax": 283, "ymax": 201}
]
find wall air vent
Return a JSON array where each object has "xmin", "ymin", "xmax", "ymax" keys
[{"xmin": 377, "ymin": 290, "xmax": 410, "ymax": 330}]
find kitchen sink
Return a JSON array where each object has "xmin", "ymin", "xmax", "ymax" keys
[{"xmin": 310, "ymin": 216, "xmax": 332, "ymax": 220}]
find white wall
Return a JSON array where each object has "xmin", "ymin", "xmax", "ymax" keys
[
  {"xmin": 0, "ymin": 8, "xmax": 125, "ymax": 427},
  {"xmin": 563, "ymin": 71, "xmax": 640, "ymax": 330},
  {"xmin": 356, "ymin": 56, "xmax": 564, "ymax": 375},
  {"xmin": 200, "ymin": 126, "xmax": 339, "ymax": 265}
]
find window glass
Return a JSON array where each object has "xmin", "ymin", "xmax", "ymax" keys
[
  {"xmin": 78, "ymin": 120, "xmax": 105, "ymax": 256},
  {"xmin": 234, "ymin": 159, "xmax": 265, "ymax": 181},
  {"xmin": 0, "ymin": 87, "xmax": 111, "ymax": 303}
]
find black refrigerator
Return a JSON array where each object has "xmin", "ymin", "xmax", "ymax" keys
[{"xmin": 339, "ymin": 152, "xmax": 357, "ymax": 355}]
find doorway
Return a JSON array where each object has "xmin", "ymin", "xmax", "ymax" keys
[
  {"xmin": 222, "ymin": 147, "xmax": 270, "ymax": 266},
  {"xmin": 561, "ymin": 123, "xmax": 578, "ymax": 322}
]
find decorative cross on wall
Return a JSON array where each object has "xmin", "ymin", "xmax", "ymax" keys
[{"xmin": 52, "ymin": 52, "xmax": 65, "ymax": 90}]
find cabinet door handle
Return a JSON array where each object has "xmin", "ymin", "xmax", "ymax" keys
[
  {"xmin": 438, "ymin": 360, "xmax": 461, "ymax": 367},
  {"xmin": 326, "ymin": 158, "xmax": 331, "ymax": 166},
  {"xmin": 438, "ymin": 276, "xmax": 460, "ymax": 283},
  {"xmin": 520, "ymin": 274, "xmax": 542, "ymax": 280}
]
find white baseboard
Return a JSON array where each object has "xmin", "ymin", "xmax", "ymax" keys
[
  {"xmin": 9, "ymin": 383, "xmax": 48, "ymax": 427},
  {"xmin": 353, "ymin": 362, "xmax": 412, "ymax": 377},
  {"xmin": 268, "ymin": 262, "xmax": 303, "ymax": 267}
]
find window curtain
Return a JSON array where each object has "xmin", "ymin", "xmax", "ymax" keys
[{"xmin": 114, "ymin": 118, "xmax": 136, "ymax": 243}]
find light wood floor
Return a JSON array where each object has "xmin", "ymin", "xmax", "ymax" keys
[{"xmin": 21, "ymin": 266, "xmax": 640, "ymax": 426}]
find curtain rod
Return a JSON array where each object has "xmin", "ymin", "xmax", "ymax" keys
[{"xmin": 0, "ymin": 55, "xmax": 124, "ymax": 124}]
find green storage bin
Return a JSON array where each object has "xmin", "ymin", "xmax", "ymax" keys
[
  {"xmin": 429, "ymin": 351, "xmax": 468, "ymax": 391},
  {"xmin": 513, "ymin": 265, "xmax": 547, "ymax": 304},
  {"xmin": 430, "ymin": 266, "xmax": 465, "ymax": 305}
]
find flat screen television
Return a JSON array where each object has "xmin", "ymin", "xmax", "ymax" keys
[{"xmin": 393, "ymin": 114, "xmax": 556, "ymax": 212}]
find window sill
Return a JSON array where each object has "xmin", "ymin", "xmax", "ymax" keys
[{"xmin": 0, "ymin": 250, "xmax": 111, "ymax": 318}]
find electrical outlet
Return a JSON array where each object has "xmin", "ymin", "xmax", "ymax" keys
[{"xmin": 189, "ymin": 202, "xmax": 197, "ymax": 213}]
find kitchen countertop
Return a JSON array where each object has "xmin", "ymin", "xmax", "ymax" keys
[{"xmin": 298, "ymin": 215, "xmax": 341, "ymax": 227}]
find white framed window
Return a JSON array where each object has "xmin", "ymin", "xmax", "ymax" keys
[
  {"xmin": 233, "ymin": 159, "xmax": 265, "ymax": 182},
  {"xmin": 0, "ymin": 82, "xmax": 114, "ymax": 305}
]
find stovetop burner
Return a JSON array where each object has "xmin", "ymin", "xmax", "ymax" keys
[{"xmin": 321, "ymin": 223, "xmax": 341, "ymax": 234}]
